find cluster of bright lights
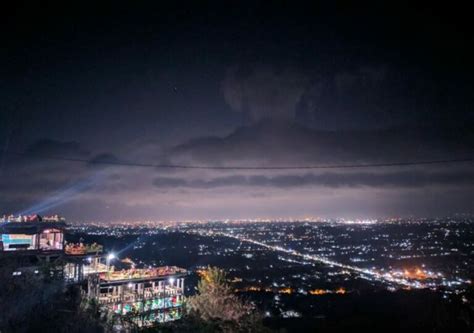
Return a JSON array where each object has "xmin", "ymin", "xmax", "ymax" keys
[
  {"xmin": 340, "ymin": 219, "xmax": 378, "ymax": 225},
  {"xmin": 200, "ymin": 230, "xmax": 469, "ymax": 290}
]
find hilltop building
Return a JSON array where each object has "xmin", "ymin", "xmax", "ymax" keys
[
  {"xmin": 1, "ymin": 214, "xmax": 187, "ymax": 327},
  {"xmin": 88, "ymin": 266, "xmax": 187, "ymax": 326},
  {"xmin": 0, "ymin": 214, "xmax": 68, "ymax": 278},
  {"xmin": 0, "ymin": 214, "xmax": 65, "ymax": 252}
]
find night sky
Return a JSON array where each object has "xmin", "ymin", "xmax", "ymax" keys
[{"xmin": 1, "ymin": 2, "xmax": 473, "ymax": 221}]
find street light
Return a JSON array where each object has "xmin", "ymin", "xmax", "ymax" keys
[{"xmin": 106, "ymin": 253, "xmax": 116, "ymax": 274}]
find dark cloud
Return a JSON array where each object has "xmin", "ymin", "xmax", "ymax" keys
[
  {"xmin": 222, "ymin": 65, "xmax": 310, "ymax": 122},
  {"xmin": 153, "ymin": 170, "xmax": 474, "ymax": 189},
  {"xmin": 170, "ymin": 120, "xmax": 474, "ymax": 165},
  {"xmin": 153, "ymin": 177, "xmax": 187, "ymax": 187},
  {"xmin": 88, "ymin": 153, "xmax": 121, "ymax": 167}
]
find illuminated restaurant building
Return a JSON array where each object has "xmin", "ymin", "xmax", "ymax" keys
[
  {"xmin": 1, "ymin": 214, "xmax": 188, "ymax": 326},
  {"xmin": 0, "ymin": 214, "xmax": 65, "ymax": 253},
  {"xmin": 87, "ymin": 266, "xmax": 187, "ymax": 326},
  {"xmin": 0, "ymin": 214, "xmax": 68, "ymax": 278},
  {"xmin": 0, "ymin": 215, "xmax": 104, "ymax": 279}
]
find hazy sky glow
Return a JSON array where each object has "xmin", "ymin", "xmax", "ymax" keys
[{"xmin": 1, "ymin": 2, "xmax": 473, "ymax": 221}]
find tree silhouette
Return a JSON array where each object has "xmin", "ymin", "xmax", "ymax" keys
[{"xmin": 185, "ymin": 266, "xmax": 270, "ymax": 333}]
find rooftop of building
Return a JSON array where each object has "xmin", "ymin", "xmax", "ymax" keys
[
  {"xmin": 0, "ymin": 214, "xmax": 66, "ymax": 234},
  {"xmin": 99, "ymin": 266, "xmax": 187, "ymax": 284},
  {"xmin": 1, "ymin": 214, "xmax": 65, "ymax": 223}
]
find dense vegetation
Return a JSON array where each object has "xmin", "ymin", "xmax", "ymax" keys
[
  {"xmin": 160, "ymin": 266, "xmax": 271, "ymax": 333},
  {"xmin": 0, "ymin": 258, "xmax": 103, "ymax": 333}
]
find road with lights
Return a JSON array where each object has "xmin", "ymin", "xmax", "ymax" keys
[{"xmin": 196, "ymin": 230, "xmax": 467, "ymax": 290}]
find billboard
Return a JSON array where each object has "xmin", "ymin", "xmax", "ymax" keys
[{"xmin": 1, "ymin": 234, "xmax": 36, "ymax": 251}]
